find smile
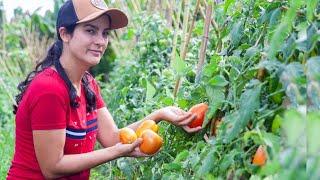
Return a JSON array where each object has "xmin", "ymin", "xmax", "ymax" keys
[{"xmin": 88, "ymin": 50, "xmax": 102, "ymax": 57}]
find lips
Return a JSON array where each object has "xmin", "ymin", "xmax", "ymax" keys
[{"xmin": 88, "ymin": 49, "xmax": 102, "ymax": 57}]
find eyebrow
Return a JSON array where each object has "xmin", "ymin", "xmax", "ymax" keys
[{"xmin": 83, "ymin": 24, "xmax": 110, "ymax": 31}]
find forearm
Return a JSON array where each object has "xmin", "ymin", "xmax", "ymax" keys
[
  {"xmin": 126, "ymin": 110, "xmax": 162, "ymax": 130},
  {"xmin": 98, "ymin": 109, "xmax": 162, "ymax": 148},
  {"xmin": 45, "ymin": 146, "xmax": 119, "ymax": 179}
]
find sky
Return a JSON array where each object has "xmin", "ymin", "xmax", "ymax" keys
[{"xmin": 2, "ymin": 0, "xmax": 54, "ymax": 21}]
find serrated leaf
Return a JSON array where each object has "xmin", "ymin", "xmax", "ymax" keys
[
  {"xmin": 209, "ymin": 75, "xmax": 229, "ymax": 87},
  {"xmin": 219, "ymin": 150, "xmax": 238, "ymax": 172},
  {"xmin": 261, "ymin": 132, "xmax": 281, "ymax": 152},
  {"xmin": 203, "ymin": 86, "xmax": 225, "ymax": 127},
  {"xmin": 197, "ymin": 150, "xmax": 216, "ymax": 176},
  {"xmin": 225, "ymin": 81, "xmax": 261, "ymax": 142}
]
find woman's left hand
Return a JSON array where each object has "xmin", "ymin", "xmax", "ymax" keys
[{"xmin": 157, "ymin": 106, "xmax": 202, "ymax": 133}]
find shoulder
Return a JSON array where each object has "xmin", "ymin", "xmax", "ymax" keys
[{"xmin": 27, "ymin": 68, "xmax": 68, "ymax": 98}]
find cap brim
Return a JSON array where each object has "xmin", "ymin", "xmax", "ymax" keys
[{"xmin": 77, "ymin": 8, "xmax": 128, "ymax": 30}]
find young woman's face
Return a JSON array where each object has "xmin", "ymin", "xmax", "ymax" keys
[{"xmin": 68, "ymin": 15, "xmax": 110, "ymax": 67}]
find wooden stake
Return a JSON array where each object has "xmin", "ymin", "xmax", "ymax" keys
[
  {"xmin": 173, "ymin": 0, "xmax": 201, "ymax": 98},
  {"xmin": 195, "ymin": 1, "xmax": 212, "ymax": 83}
]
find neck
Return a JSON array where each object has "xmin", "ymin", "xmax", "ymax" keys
[{"xmin": 59, "ymin": 51, "xmax": 88, "ymax": 89}]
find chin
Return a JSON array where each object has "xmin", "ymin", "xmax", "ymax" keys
[{"xmin": 84, "ymin": 57, "xmax": 102, "ymax": 66}]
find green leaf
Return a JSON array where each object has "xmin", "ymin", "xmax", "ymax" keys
[
  {"xmin": 272, "ymin": 115, "xmax": 282, "ymax": 133},
  {"xmin": 281, "ymin": 33, "xmax": 296, "ymax": 60},
  {"xmin": 230, "ymin": 20, "xmax": 244, "ymax": 47},
  {"xmin": 146, "ymin": 80, "xmax": 156, "ymax": 102},
  {"xmin": 306, "ymin": 57, "xmax": 320, "ymax": 110},
  {"xmin": 225, "ymin": 80, "xmax": 261, "ymax": 142},
  {"xmin": 163, "ymin": 162, "xmax": 182, "ymax": 171},
  {"xmin": 269, "ymin": 8, "xmax": 281, "ymax": 26},
  {"xmin": 224, "ymin": 0, "xmax": 236, "ymax": 14},
  {"xmin": 177, "ymin": 98, "xmax": 188, "ymax": 109},
  {"xmin": 171, "ymin": 53, "xmax": 188, "ymax": 77},
  {"xmin": 208, "ymin": 75, "xmax": 229, "ymax": 87},
  {"xmin": 203, "ymin": 86, "xmax": 225, "ymax": 127},
  {"xmin": 268, "ymin": 0, "xmax": 303, "ymax": 59},
  {"xmin": 307, "ymin": 111, "xmax": 320, "ymax": 155},
  {"xmin": 161, "ymin": 96, "xmax": 174, "ymax": 106},
  {"xmin": 282, "ymin": 109, "xmax": 305, "ymax": 147},
  {"xmin": 219, "ymin": 150, "xmax": 238, "ymax": 172},
  {"xmin": 306, "ymin": 56, "xmax": 320, "ymax": 81},
  {"xmin": 244, "ymin": 46, "xmax": 259, "ymax": 59},
  {"xmin": 261, "ymin": 132, "xmax": 281, "ymax": 153},
  {"xmin": 174, "ymin": 150, "xmax": 189, "ymax": 163},
  {"xmin": 296, "ymin": 23, "xmax": 320, "ymax": 53},
  {"xmin": 197, "ymin": 150, "xmax": 216, "ymax": 176},
  {"xmin": 203, "ymin": 61, "xmax": 218, "ymax": 78},
  {"xmin": 306, "ymin": 0, "xmax": 318, "ymax": 21},
  {"xmin": 243, "ymin": 131, "xmax": 262, "ymax": 144},
  {"xmin": 260, "ymin": 161, "xmax": 282, "ymax": 176}
]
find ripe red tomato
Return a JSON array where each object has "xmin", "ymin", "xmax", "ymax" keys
[{"xmin": 188, "ymin": 103, "xmax": 209, "ymax": 128}]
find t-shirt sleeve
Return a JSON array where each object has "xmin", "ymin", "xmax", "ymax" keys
[
  {"xmin": 95, "ymin": 82, "xmax": 105, "ymax": 109},
  {"xmin": 30, "ymin": 93, "xmax": 67, "ymax": 130}
]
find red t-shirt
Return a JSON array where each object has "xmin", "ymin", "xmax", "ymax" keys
[{"xmin": 7, "ymin": 68, "xmax": 105, "ymax": 180}]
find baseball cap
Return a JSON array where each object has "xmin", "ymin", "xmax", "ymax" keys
[{"xmin": 56, "ymin": 0, "xmax": 128, "ymax": 34}]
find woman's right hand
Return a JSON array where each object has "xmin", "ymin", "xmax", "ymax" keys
[{"xmin": 114, "ymin": 138, "xmax": 150, "ymax": 158}]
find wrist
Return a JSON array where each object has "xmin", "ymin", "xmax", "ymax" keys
[
  {"xmin": 144, "ymin": 109, "xmax": 163, "ymax": 123},
  {"xmin": 152, "ymin": 109, "xmax": 163, "ymax": 123}
]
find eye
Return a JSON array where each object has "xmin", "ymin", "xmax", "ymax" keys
[
  {"xmin": 86, "ymin": 29, "xmax": 95, "ymax": 35},
  {"xmin": 102, "ymin": 31, "xmax": 109, "ymax": 39}
]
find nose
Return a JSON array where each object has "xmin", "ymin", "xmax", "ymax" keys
[{"xmin": 95, "ymin": 34, "xmax": 108, "ymax": 47}]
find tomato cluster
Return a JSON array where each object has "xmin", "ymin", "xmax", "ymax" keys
[{"xmin": 119, "ymin": 120, "xmax": 163, "ymax": 155}]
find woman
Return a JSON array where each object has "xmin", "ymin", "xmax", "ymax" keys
[{"xmin": 7, "ymin": 0, "xmax": 201, "ymax": 179}]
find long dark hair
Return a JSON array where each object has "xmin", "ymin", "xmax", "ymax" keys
[{"xmin": 14, "ymin": 25, "xmax": 97, "ymax": 114}]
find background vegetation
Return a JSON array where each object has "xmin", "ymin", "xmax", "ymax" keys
[{"xmin": 0, "ymin": 0, "xmax": 319, "ymax": 179}]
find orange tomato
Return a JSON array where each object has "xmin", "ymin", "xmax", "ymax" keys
[
  {"xmin": 188, "ymin": 103, "xmax": 209, "ymax": 128},
  {"xmin": 252, "ymin": 145, "xmax": 267, "ymax": 166},
  {"xmin": 211, "ymin": 117, "xmax": 222, "ymax": 136},
  {"xmin": 139, "ymin": 129, "xmax": 163, "ymax": 155},
  {"xmin": 119, "ymin": 127, "xmax": 137, "ymax": 144},
  {"xmin": 136, "ymin": 119, "xmax": 159, "ymax": 137}
]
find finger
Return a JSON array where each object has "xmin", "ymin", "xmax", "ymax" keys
[
  {"xmin": 178, "ymin": 114, "xmax": 197, "ymax": 126},
  {"xmin": 132, "ymin": 148, "xmax": 152, "ymax": 157},
  {"xmin": 131, "ymin": 138, "xmax": 143, "ymax": 148},
  {"xmin": 176, "ymin": 113, "xmax": 192, "ymax": 123},
  {"xmin": 183, "ymin": 125, "xmax": 202, "ymax": 133},
  {"xmin": 171, "ymin": 106, "xmax": 187, "ymax": 115}
]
